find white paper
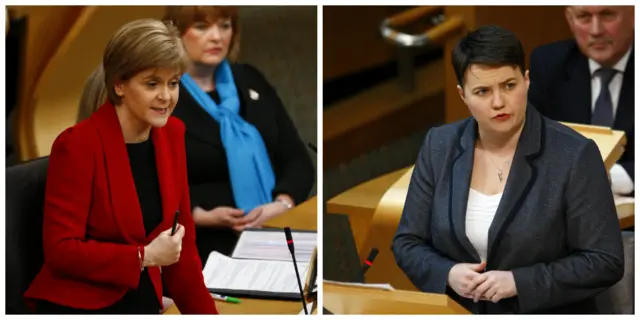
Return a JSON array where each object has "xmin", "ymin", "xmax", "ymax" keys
[
  {"xmin": 232, "ymin": 230, "xmax": 317, "ymax": 263},
  {"xmin": 203, "ymin": 251, "xmax": 309, "ymax": 294},
  {"xmin": 323, "ymin": 280, "xmax": 395, "ymax": 291},
  {"xmin": 298, "ymin": 302, "xmax": 314, "ymax": 315}
]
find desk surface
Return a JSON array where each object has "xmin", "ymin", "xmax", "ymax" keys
[
  {"xmin": 164, "ymin": 298, "xmax": 303, "ymax": 315},
  {"xmin": 164, "ymin": 197, "xmax": 317, "ymax": 315},
  {"xmin": 265, "ymin": 196, "xmax": 317, "ymax": 231},
  {"xmin": 323, "ymin": 282, "xmax": 469, "ymax": 314}
]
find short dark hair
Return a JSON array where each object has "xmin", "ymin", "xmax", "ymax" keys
[{"xmin": 452, "ymin": 25, "xmax": 525, "ymax": 87}]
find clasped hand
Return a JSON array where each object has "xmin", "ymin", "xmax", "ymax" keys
[
  {"xmin": 193, "ymin": 202, "xmax": 290, "ymax": 232},
  {"xmin": 447, "ymin": 261, "xmax": 517, "ymax": 303},
  {"xmin": 232, "ymin": 202, "xmax": 290, "ymax": 231}
]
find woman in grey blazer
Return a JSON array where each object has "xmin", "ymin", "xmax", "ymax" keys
[{"xmin": 392, "ymin": 25, "xmax": 624, "ymax": 314}]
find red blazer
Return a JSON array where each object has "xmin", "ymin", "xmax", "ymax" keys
[{"xmin": 24, "ymin": 103, "xmax": 218, "ymax": 314}]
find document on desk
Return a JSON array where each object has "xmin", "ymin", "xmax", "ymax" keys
[
  {"xmin": 232, "ymin": 229, "xmax": 317, "ymax": 263},
  {"xmin": 203, "ymin": 251, "xmax": 310, "ymax": 300},
  {"xmin": 324, "ymin": 280, "xmax": 395, "ymax": 291}
]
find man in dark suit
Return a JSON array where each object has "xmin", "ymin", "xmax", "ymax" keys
[{"xmin": 529, "ymin": 6, "xmax": 634, "ymax": 196}]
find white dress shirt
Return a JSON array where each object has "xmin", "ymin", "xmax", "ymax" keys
[{"xmin": 588, "ymin": 46, "xmax": 634, "ymax": 195}]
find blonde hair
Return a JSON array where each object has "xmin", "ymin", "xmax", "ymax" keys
[
  {"xmin": 77, "ymin": 64, "xmax": 107, "ymax": 123},
  {"xmin": 163, "ymin": 6, "xmax": 241, "ymax": 61},
  {"xmin": 77, "ymin": 19, "xmax": 189, "ymax": 122}
]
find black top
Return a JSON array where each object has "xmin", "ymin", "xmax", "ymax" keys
[
  {"xmin": 172, "ymin": 63, "xmax": 315, "ymax": 263},
  {"xmin": 128, "ymin": 139, "xmax": 164, "ymax": 235},
  {"xmin": 38, "ymin": 139, "xmax": 163, "ymax": 314}
]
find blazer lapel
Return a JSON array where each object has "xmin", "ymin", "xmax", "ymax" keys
[
  {"xmin": 146, "ymin": 127, "xmax": 178, "ymax": 240},
  {"xmin": 174, "ymin": 85, "xmax": 223, "ymax": 148},
  {"xmin": 560, "ymin": 51, "xmax": 592, "ymax": 124},
  {"xmin": 450, "ymin": 120, "xmax": 481, "ymax": 262},
  {"xmin": 486, "ymin": 105, "xmax": 543, "ymax": 264},
  {"xmin": 231, "ymin": 65, "xmax": 260, "ymax": 121},
  {"xmin": 614, "ymin": 48, "xmax": 634, "ymax": 129},
  {"xmin": 92, "ymin": 103, "xmax": 146, "ymax": 243}
]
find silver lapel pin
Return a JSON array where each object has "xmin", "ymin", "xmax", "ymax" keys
[{"xmin": 249, "ymin": 89, "xmax": 259, "ymax": 101}]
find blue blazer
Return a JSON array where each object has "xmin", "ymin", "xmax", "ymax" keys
[{"xmin": 392, "ymin": 105, "xmax": 624, "ymax": 314}]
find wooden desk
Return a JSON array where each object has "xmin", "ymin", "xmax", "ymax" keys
[
  {"xmin": 266, "ymin": 196, "xmax": 317, "ymax": 231},
  {"xmin": 164, "ymin": 197, "xmax": 318, "ymax": 315},
  {"xmin": 326, "ymin": 169, "xmax": 406, "ymax": 255},
  {"xmin": 324, "ymin": 282, "xmax": 469, "ymax": 314},
  {"xmin": 615, "ymin": 196, "xmax": 634, "ymax": 230},
  {"xmin": 163, "ymin": 298, "xmax": 303, "ymax": 315}
]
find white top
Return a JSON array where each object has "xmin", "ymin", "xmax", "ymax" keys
[
  {"xmin": 465, "ymin": 188, "xmax": 502, "ymax": 261},
  {"xmin": 587, "ymin": 46, "xmax": 634, "ymax": 195}
]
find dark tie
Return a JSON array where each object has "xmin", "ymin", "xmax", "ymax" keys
[{"xmin": 591, "ymin": 68, "xmax": 618, "ymax": 127}]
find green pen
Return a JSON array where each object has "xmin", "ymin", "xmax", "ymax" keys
[{"xmin": 211, "ymin": 293, "xmax": 241, "ymax": 304}]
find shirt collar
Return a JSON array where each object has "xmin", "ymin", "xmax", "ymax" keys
[{"xmin": 588, "ymin": 45, "xmax": 632, "ymax": 76}]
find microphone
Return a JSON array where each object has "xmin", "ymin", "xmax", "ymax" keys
[
  {"xmin": 307, "ymin": 142, "xmax": 317, "ymax": 153},
  {"xmin": 284, "ymin": 227, "xmax": 308, "ymax": 315},
  {"xmin": 361, "ymin": 248, "xmax": 379, "ymax": 276}
]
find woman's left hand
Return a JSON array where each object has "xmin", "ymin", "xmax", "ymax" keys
[
  {"xmin": 233, "ymin": 202, "xmax": 290, "ymax": 231},
  {"xmin": 468, "ymin": 270, "xmax": 518, "ymax": 303}
]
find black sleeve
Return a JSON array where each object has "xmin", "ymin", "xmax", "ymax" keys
[
  {"xmin": 528, "ymin": 47, "xmax": 549, "ymax": 116},
  {"xmin": 246, "ymin": 65, "xmax": 315, "ymax": 205}
]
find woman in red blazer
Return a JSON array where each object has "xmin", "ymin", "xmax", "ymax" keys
[{"xmin": 23, "ymin": 19, "xmax": 218, "ymax": 314}]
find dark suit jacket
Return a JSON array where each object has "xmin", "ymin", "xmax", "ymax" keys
[
  {"xmin": 172, "ymin": 63, "xmax": 315, "ymax": 259},
  {"xmin": 528, "ymin": 39, "xmax": 634, "ymax": 182},
  {"xmin": 23, "ymin": 103, "xmax": 217, "ymax": 314},
  {"xmin": 392, "ymin": 105, "xmax": 624, "ymax": 314}
]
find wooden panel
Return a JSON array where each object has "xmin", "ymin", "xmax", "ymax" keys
[
  {"xmin": 28, "ymin": 6, "xmax": 166, "ymax": 158},
  {"xmin": 326, "ymin": 168, "xmax": 407, "ymax": 253},
  {"xmin": 265, "ymin": 197, "xmax": 317, "ymax": 231},
  {"xmin": 615, "ymin": 196, "xmax": 634, "ymax": 230},
  {"xmin": 560, "ymin": 122, "xmax": 626, "ymax": 171},
  {"xmin": 324, "ymin": 282, "xmax": 469, "ymax": 314},
  {"xmin": 10, "ymin": 6, "xmax": 86, "ymax": 160},
  {"xmin": 323, "ymin": 6, "xmax": 412, "ymax": 81},
  {"xmin": 164, "ymin": 298, "xmax": 302, "ymax": 315},
  {"xmin": 324, "ymin": 61, "xmax": 445, "ymax": 167},
  {"xmin": 8, "ymin": 6, "xmax": 85, "ymax": 105},
  {"xmin": 475, "ymin": 6, "xmax": 571, "ymax": 61},
  {"xmin": 443, "ymin": 6, "xmax": 474, "ymax": 124},
  {"xmin": 360, "ymin": 167, "xmax": 416, "ymax": 291}
]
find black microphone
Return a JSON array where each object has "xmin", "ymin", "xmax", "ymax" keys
[
  {"xmin": 307, "ymin": 142, "xmax": 317, "ymax": 153},
  {"xmin": 361, "ymin": 248, "xmax": 379, "ymax": 276},
  {"xmin": 284, "ymin": 227, "xmax": 308, "ymax": 315}
]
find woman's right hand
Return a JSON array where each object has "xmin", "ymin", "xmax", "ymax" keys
[
  {"xmin": 192, "ymin": 206, "xmax": 245, "ymax": 228},
  {"xmin": 144, "ymin": 225, "xmax": 185, "ymax": 267},
  {"xmin": 447, "ymin": 261, "xmax": 487, "ymax": 298}
]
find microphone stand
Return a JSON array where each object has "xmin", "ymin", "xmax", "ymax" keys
[{"xmin": 284, "ymin": 227, "xmax": 309, "ymax": 315}]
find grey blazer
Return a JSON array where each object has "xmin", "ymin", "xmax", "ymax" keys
[{"xmin": 392, "ymin": 105, "xmax": 624, "ymax": 314}]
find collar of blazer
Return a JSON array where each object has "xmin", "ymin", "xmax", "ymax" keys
[
  {"xmin": 174, "ymin": 64, "xmax": 259, "ymax": 147},
  {"xmin": 449, "ymin": 104, "xmax": 545, "ymax": 265},
  {"xmin": 89, "ymin": 102, "xmax": 180, "ymax": 244}
]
